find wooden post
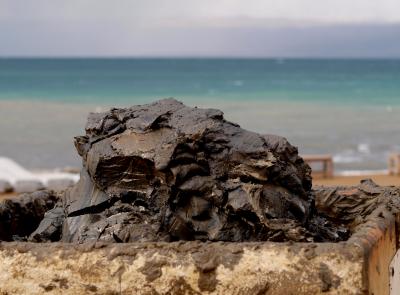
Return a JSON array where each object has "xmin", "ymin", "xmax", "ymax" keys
[
  {"xmin": 388, "ymin": 153, "xmax": 400, "ymax": 176},
  {"xmin": 326, "ymin": 157, "xmax": 334, "ymax": 178}
]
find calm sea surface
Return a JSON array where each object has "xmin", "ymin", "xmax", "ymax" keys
[{"xmin": 0, "ymin": 58, "xmax": 399, "ymax": 172}]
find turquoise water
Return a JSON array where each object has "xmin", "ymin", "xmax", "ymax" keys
[
  {"xmin": 0, "ymin": 58, "xmax": 399, "ymax": 171},
  {"xmin": 1, "ymin": 58, "xmax": 400, "ymax": 105}
]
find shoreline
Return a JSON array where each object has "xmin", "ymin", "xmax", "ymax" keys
[
  {"xmin": 1, "ymin": 98, "xmax": 399, "ymax": 171},
  {"xmin": 313, "ymin": 173, "xmax": 400, "ymax": 186}
]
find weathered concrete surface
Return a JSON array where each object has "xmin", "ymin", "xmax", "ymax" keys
[{"xmin": 0, "ymin": 241, "xmax": 364, "ymax": 295}]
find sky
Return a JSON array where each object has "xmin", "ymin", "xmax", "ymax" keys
[{"xmin": 1, "ymin": 0, "xmax": 400, "ymax": 57}]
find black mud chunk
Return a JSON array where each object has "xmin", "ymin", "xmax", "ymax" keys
[
  {"xmin": 0, "ymin": 190, "xmax": 59, "ymax": 241},
  {"xmin": 32, "ymin": 98, "xmax": 350, "ymax": 243},
  {"xmin": 29, "ymin": 206, "xmax": 65, "ymax": 242}
]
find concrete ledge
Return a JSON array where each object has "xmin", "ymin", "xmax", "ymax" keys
[
  {"xmin": 0, "ymin": 241, "xmax": 365, "ymax": 295},
  {"xmin": 0, "ymin": 212, "xmax": 397, "ymax": 295}
]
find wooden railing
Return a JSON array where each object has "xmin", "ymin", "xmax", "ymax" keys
[{"xmin": 302, "ymin": 154, "xmax": 334, "ymax": 178}]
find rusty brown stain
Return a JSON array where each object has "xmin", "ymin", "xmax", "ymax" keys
[
  {"xmin": 319, "ymin": 262, "xmax": 341, "ymax": 292},
  {"xmin": 52, "ymin": 277, "xmax": 69, "ymax": 289},
  {"xmin": 83, "ymin": 284, "xmax": 98, "ymax": 292},
  {"xmin": 39, "ymin": 283, "xmax": 56, "ymax": 292},
  {"xmin": 165, "ymin": 277, "xmax": 201, "ymax": 295},
  {"xmin": 139, "ymin": 260, "xmax": 166, "ymax": 282}
]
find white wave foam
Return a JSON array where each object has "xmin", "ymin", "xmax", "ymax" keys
[
  {"xmin": 357, "ymin": 143, "xmax": 370, "ymax": 154},
  {"xmin": 0, "ymin": 157, "xmax": 79, "ymax": 186},
  {"xmin": 336, "ymin": 169, "xmax": 388, "ymax": 176},
  {"xmin": 232, "ymin": 80, "xmax": 244, "ymax": 87},
  {"xmin": 333, "ymin": 154, "xmax": 363, "ymax": 164},
  {"xmin": 333, "ymin": 144, "xmax": 373, "ymax": 164}
]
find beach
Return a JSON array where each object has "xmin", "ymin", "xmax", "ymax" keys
[
  {"xmin": 1, "ymin": 58, "xmax": 399, "ymax": 174},
  {"xmin": 0, "ymin": 192, "xmax": 16, "ymax": 200},
  {"xmin": 313, "ymin": 173, "xmax": 400, "ymax": 186},
  {"xmin": 0, "ymin": 58, "xmax": 399, "ymax": 194}
]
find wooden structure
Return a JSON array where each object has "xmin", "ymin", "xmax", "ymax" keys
[
  {"xmin": 389, "ymin": 153, "xmax": 400, "ymax": 176},
  {"xmin": 303, "ymin": 154, "xmax": 334, "ymax": 178}
]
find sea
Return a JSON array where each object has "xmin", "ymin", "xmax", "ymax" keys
[{"xmin": 0, "ymin": 58, "xmax": 399, "ymax": 174}]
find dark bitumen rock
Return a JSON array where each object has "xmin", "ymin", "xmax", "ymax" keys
[
  {"xmin": 315, "ymin": 178, "xmax": 400, "ymax": 233},
  {"xmin": 29, "ymin": 206, "xmax": 65, "ymax": 242},
  {"xmin": 0, "ymin": 190, "xmax": 59, "ymax": 241},
  {"xmin": 31, "ymin": 99, "xmax": 350, "ymax": 243}
]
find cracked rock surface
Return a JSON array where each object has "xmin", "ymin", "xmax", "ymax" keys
[
  {"xmin": 31, "ymin": 99, "xmax": 349, "ymax": 243},
  {"xmin": 0, "ymin": 190, "xmax": 59, "ymax": 241}
]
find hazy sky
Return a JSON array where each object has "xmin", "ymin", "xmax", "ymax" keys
[{"xmin": 1, "ymin": 0, "xmax": 400, "ymax": 57}]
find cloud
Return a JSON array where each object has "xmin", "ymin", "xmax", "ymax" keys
[
  {"xmin": 0, "ymin": 0, "xmax": 400, "ymax": 57},
  {"xmin": 1, "ymin": 0, "xmax": 400, "ymax": 23},
  {"xmin": 1, "ymin": 20, "xmax": 399, "ymax": 57}
]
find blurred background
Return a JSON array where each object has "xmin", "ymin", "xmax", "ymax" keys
[{"xmin": 0, "ymin": 0, "xmax": 399, "ymax": 177}]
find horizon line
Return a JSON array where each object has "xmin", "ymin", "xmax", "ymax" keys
[{"xmin": 1, "ymin": 56, "xmax": 400, "ymax": 60}]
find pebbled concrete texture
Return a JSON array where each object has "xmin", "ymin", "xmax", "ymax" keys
[{"xmin": 0, "ymin": 241, "xmax": 365, "ymax": 295}]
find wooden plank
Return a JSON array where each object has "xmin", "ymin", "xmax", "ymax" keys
[
  {"xmin": 302, "ymin": 154, "xmax": 334, "ymax": 178},
  {"xmin": 303, "ymin": 154, "xmax": 333, "ymax": 161}
]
